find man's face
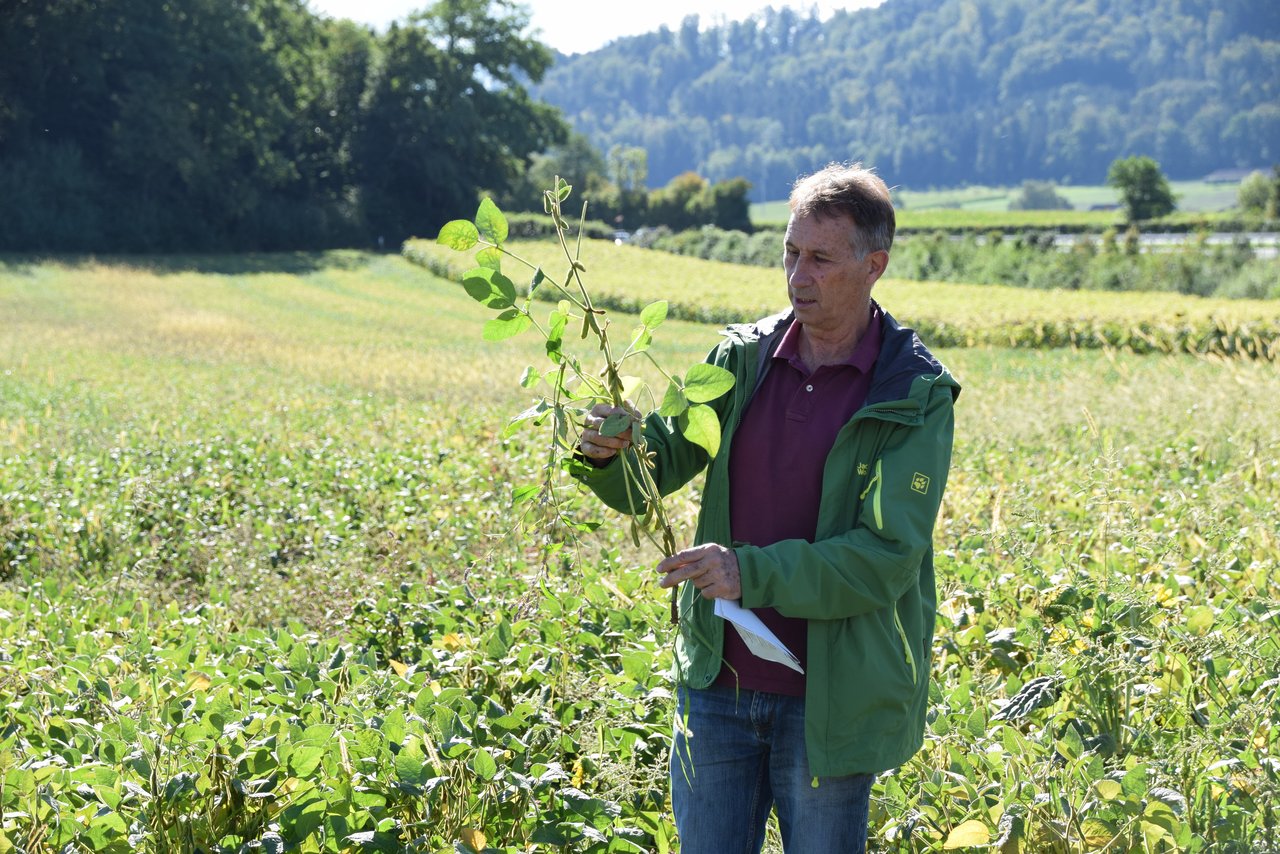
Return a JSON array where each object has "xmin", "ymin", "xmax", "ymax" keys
[{"xmin": 783, "ymin": 213, "xmax": 888, "ymax": 338}]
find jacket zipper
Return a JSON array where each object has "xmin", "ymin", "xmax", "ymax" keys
[
  {"xmin": 855, "ymin": 455, "xmax": 915, "ymax": 684},
  {"xmin": 892, "ymin": 607, "xmax": 919, "ymax": 685},
  {"xmin": 858, "ymin": 458, "xmax": 884, "ymax": 530}
]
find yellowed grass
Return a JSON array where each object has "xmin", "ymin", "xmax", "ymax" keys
[{"xmin": 0, "ymin": 254, "xmax": 725, "ymax": 413}]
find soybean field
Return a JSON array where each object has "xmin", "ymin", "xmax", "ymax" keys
[{"xmin": 1, "ymin": 250, "xmax": 1277, "ymax": 852}]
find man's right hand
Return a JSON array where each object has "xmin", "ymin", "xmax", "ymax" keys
[{"xmin": 579, "ymin": 402, "xmax": 638, "ymax": 463}]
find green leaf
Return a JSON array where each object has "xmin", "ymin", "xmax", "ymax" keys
[
  {"xmin": 1185, "ymin": 605, "xmax": 1214, "ymax": 636},
  {"xmin": 621, "ymin": 652, "xmax": 651, "ymax": 684},
  {"xmin": 471, "ymin": 748, "xmax": 498, "ymax": 781},
  {"xmin": 462, "ymin": 267, "xmax": 517, "ymax": 309},
  {"xmin": 683, "ymin": 363, "xmax": 735, "ymax": 403},
  {"xmin": 393, "ymin": 749, "xmax": 432, "ymax": 788},
  {"xmin": 547, "ymin": 307, "xmax": 568, "ymax": 351},
  {"xmin": 680, "ymin": 403, "xmax": 721, "ymax": 458},
  {"xmin": 439, "ymin": 737, "xmax": 472, "ymax": 760},
  {"xmin": 620, "ymin": 375, "xmax": 647, "ymax": 402},
  {"xmin": 413, "ymin": 685, "xmax": 436, "ymax": 718},
  {"xmin": 437, "ymin": 220, "xmax": 479, "ymax": 250},
  {"xmin": 555, "ymin": 177, "xmax": 572, "ymax": 201},
  {"xmin": 206, "ymin": 687, "xmax": 235, "ymax": 735},
  {"xmin": 640, "ymin": 300, "xmax": 668, "ymax": 329},
  {"xmin": 507, "ymin": 401, "xmax": 550, "ymax": 436},
  {"xmin": 486, "ymin": 618, "xmax": 514, "ymax": 658},
  {"xmin": 1055, "ymin": 725, "xmax": 1083, "ymax": 760},
  {"xmin": 483, "ymin": 309, "xmax": 531, "ymax": 341},
  {"xmin": 659, "ymin": 381, "xmax": 688, "ymax": 417},
  {"xmin": 288, "ymin": 744, "xmax": 326, "ymax": 777},
  {"xmin": 1141, "ymin": 819, "xmax": 1174, "ymax": 846},
  {"xmin": 1121, "ymin": 765, "xmax": 1149, "ymax": 798},
  {"xmin": 475, "ymin": 198, "xmax": 509, "ymax": 246},
  {"xmin": 599, "ymin": 411, "xmax": 632, "ymax": 438},
  {"xmin": 476, "ymin": 246, "xmax": 502, "ymax": 271},
  {"xmin": 512, "ymin": 484, "xmax": 540, "ymax": 506},
  {"xmin": 966, "ymin": 707, "xmax": 986, "ymax": 738},
  {"xmin": 281, "ymin": 794, "xmax": 327, "ymax": 840},
  {"xmin": 84, "ymin": 810, "xmax": 128, "ymax": 849}
]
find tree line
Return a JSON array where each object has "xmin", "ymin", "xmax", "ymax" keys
[
  {"xmin": 4, "ymin": 0, "xmax": 1274, "ymax": 253},
  {"xmin": 0, "ymin": 0, "xmax": 565, "ymax": 252},
  {"xmin": 0, "ymin": 0, "xmax": 755, "ymax": 253},
  {"xmin": 534, "ymin": 0, "xmax": 1280, "ymax": 196}
]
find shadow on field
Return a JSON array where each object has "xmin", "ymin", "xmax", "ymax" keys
[{"xmin": 0, "ymin": 250, "xmax": 375, "ymax": 276}]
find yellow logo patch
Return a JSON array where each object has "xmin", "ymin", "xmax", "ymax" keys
[
  {"xmin": 911, "ymin": 472, "xmax": 931, "ymax": 495},
  {"xmin": 857, "ymin": 463, "xmax": 869, "ymax": 476}
]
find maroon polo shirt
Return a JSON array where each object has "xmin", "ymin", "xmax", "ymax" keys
[{"xmin": 714, "ymin": 306, "xmax": 883, "ymax": 696}]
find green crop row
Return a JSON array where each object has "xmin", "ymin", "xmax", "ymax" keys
[
  {"xmin": 0, "ymin": 569, "xmax": 676, "ymax": 852},
  {"xmin": 403, "ymin": 239, "xmax": 1280, "ymax": 361}
]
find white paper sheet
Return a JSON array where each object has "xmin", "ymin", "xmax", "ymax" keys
[{"xmin": 714, "ymin": 599, "xmax": 804, "ymax": 673}]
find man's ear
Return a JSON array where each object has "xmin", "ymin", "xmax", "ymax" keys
[{"xmin": 865, "ymin": 250, "xmax": 890, "ymax": 285}]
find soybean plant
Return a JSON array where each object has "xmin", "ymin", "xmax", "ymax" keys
[{"xmin": 436, "ymin": 180, "xmax": 733, "ymax": 583}]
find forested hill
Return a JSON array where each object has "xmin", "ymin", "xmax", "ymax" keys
[{"xmin": 533, "ymin": 0, "xmax": 1280, "ymax": 194}]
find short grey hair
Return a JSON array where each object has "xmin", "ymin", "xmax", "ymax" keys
[{"xmin": 789, "ymin": 163, "xmax": 895, "ymax": 258}]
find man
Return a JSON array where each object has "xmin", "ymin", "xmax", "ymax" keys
[{"xmin": 577, "ymin": 163, "xmax": 960, "ymax": 852}]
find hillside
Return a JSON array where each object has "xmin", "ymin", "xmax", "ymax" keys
[{"xmin": 534, "ymin": 0, "xmax": 1280, "ymax": 194}]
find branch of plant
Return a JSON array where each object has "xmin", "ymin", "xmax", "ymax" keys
[
  {"xmin": 540, "ymin": 190, "xmax": 676, "ymax": 556},
  {"xmin": 478, "ymin": 237, "xmax": 590, "ymax": 314},
  {"xmin": 439, "ymin": 190, "xmax": 735, "ymax": 631}
]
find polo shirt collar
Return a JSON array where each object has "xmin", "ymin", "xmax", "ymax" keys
[{"xmin": 774, "ymin": 303, "xmax": 884, "ymax": 372}]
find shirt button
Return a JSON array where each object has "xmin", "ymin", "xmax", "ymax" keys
[{"xmin": 805, "ymin": 384, "xmax": 814, "ymax": 392}]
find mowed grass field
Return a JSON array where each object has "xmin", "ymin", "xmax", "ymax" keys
[
  {"xmin": 751, "ymin": 180, "xmax": 1248, "ymax": 228},
  {"xmin": 1, "ymin": 252, "xmax": 1278, "ymax": 852}
]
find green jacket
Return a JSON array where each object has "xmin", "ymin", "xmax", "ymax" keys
[{"xmin": 578, "ymin": 306, "xmax": 960, "ymax": 777}]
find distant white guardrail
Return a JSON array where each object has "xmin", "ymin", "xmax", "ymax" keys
[{"xmin": 1050, "ymin": 232, "xmax": 1279, "ymax": 259}]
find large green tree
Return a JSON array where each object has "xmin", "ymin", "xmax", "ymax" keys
[
  {"xmin": 356, "ymin": 0, "xmax": 566, "ymax": 242},
  {"xmin": 1107, "ymin": 155, "xmax": 1177, "ymax": 222}
]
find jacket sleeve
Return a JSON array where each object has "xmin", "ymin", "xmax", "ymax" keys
[{"xmin": 735, "ymin": 380, "xmax": 955, "ymax": 620}]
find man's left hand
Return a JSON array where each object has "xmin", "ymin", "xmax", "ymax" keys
[{"xmin": 657, "ymin": 544, "xmax": 741, "ymax": 600}]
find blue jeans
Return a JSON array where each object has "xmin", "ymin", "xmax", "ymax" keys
[{"xmin": 670, "ymin": 684, "xmax": 874, "ymax": 853}]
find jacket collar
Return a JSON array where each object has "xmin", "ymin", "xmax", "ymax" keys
[{"xmin": 727, "ymin": 305, "xmax": 958, "ymax": 407}]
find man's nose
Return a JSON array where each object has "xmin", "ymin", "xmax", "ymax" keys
[{"xmin": 788, "ymin": 259, "xmax": 813, "ymax": 286}]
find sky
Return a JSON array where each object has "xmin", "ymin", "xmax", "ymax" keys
[{"xmin": 307, "ymin": 0, "xmax": 885, "ymax": 55}]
